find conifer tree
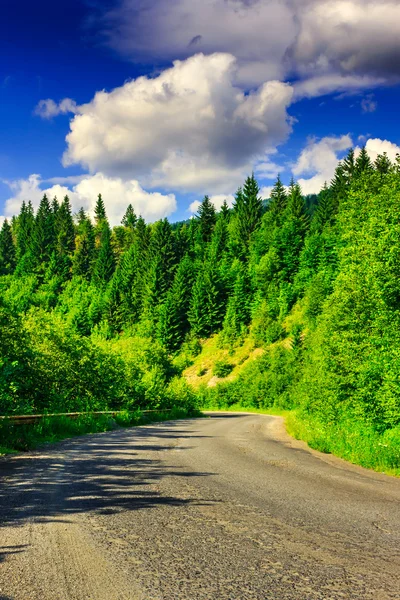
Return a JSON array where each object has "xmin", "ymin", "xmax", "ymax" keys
[
  {"xmin": 72, "ymin": 208, "xmax": 95, "ymax": 279},
  {"xmin": 222, "ymin": 263, "xmax": 251, "ymax": 343},
  {"xmin": 197, "ymin": 195, "xmax": 217, "ymax": 243},
  {"xmin": 342, "ymin": 148, "xmax": 355, "ymax": 181},
  {"xmin": 51, "ymin": 196, "xmax": 60, "ymax": 216},
  {"xmin": 93, "ymin": 223, "xmax": 115, "ymax": 284},
  {"xmin": 230, "ymin": 174, "xmax": 262, "ymax": 258},
  {"xmin": 269, "ymin": 175, "xmax": 287, "ymax": 224},
  {"xmin": 94, "ymin": 193, "xmax": 106, "ymax": 224},
  {"xmin": 56, "ymin": 196, "xmax": 75, "ymax": 256},
  {"xmin": 220, "ymin": 199, "xmax": 230, "ymax": 222},
  {"xmin": 375, "ymin": 152, "xmax": 392, "ymax": 175},
  {"xmin": 159, "ymin": 255, "xmax": 194, "ymax": 351},
  {"xmin": 30, "ymin": 194, "xmax": 55, "ymax": 270},
  {"xmin": 0, "ymin": 219, "xmax": 16, "ymax": 275},
  {"xmin": 121, "ymin": 204, "xmax": 137, "ymax": 229},
  {"xmin": 311, "ymin": 184, "xmax": 335, "ymax": 233},
  {"xmin": 15, "ymin": 201, "xmax": 34, "ymax": 261},
  {"xmin": 144, "ymin": 219, "xmax": 176, "ymax": 313},
  {"xmin": 189, "ymin": 259, "xmax": 225, "ymax": 337},
  {"xmin": 355, "ymin": 147, "xmax": 373, "ymax": 176}
]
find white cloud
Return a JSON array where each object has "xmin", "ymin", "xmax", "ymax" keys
[
  {"xmin": 93, "ymin": 0, "xmax": 400, "ymax": 92},
  {"xmin": 97, "ymin": 0, "xmax": 296, "ymax": 87},
  {"xmin": 2, "ymin": 173, "xmax": 176, "ymax": 225},
  {"xmin": 291, "ymin": 1, "xmax": 400, "ymax": 82},
  {"xmin": 357, "ymin": 138, "xmax": 400, "ymax": 163},
  {"xmin": 188, "ymin": 194, "xmax": 235, "ymax": 215},
  {"xmin": 293, "ymin": 135, "xmax": 353, "ymax": 194},
  {"xmin": 361, "ymin": 95, "xmax": 378, "ymax": 114},
  {"xmin": 293, "ymin": 135, "xmax": 400, "ymax": 196},
  {"xmin": 34, "ymin": 98, "xmax": 79, "ymax": 119},
  {"xmin": 62, "ymin": 53, "xmax": 293, "ymax": 193},
  {"xmin": 260, "ymin": 185, "xmax": 274, "ymax": 199},
  {"xmin": 293, "ymin": 74, "xmax": 385, "ymax": 99}
]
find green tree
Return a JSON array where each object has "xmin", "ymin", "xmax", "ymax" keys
[
  {"xmin": 30, "ymin": 194, "xmax": 55, "ymax": 271},
  {"xmin": 197, "ymin": 195, "xmax": 217, "ymax": 243},
  {"xmin": 159, "ymin": 255, "xmax": 194, "ymax": 351},
  {"xmin": 0, "ymin": 219, "xmax": 16, "ymax": 275},
  {"xmin": 72, "ymin": 208, "xmax": 95, "ymax": 279}
]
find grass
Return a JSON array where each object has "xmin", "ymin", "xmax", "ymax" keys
[
  {"xmin": 183, "ymin": 333, "xmax": 264, "ymax": 389},
  {"xmin": 202, "ymin": 404, "xmax": 290, "ymax": 417},
  {"xmin": 286, "ymin": 411, "xmax": 400, "ymax": 477},
  {"xmin": 0, "ymin": 407, "xmax": 202, "ymax": 455}
]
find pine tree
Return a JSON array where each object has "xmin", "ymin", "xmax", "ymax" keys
[
  {"xmin": 93, "ymin": 223, "xmax": 115, "ymax": 284},
  {"xmin": 311, "ymin": 184, "xmax": 335, "ymax": 233},
  {"xmin": 51, "ymin": 196, "xmax": 60, "ymax": 216},
  {"xmin": 355, "ymin": 147, "xmax": 373, "ymax": 176},
  {"xmin": 15, "ymin": 201, "xmax": 34, "ymax": 261},
  {"xmin": 0, "ymin": 219, "xmax": 16, "ymax": 275},
  {"xmin": 220, "ymin": 199, "xmax": 230, "ymax": 222},
  {"xmin": 197, "ymin": 195, "xmax": 217, "ymax": 243},
  {"xmin": 30, "ymin": 194, "xmax": 55, "ymax": 270},
  {"xmin": 375, "ymin": 152, "xmax": 392, "ymax": 175},
  {"xmin": 159, "ymin": 255, "xmax": 194, "ymax": 351},
  {"xmin": 189, "ymin": 259, "xmax": 225, "ymax": 337},
  {"xmin": 144, "ymin": 219, "xmax": 176, "ymax": 310},
  {"xmin": 230, "ymin": 174, "xmax": 262, "ymax": 258},
  {"xmin": 72, "ymin": 208, "xmax": 95, "ymax": 279},
  {"xmin": 56, "ymin": 196, "xmax": 75, "ymax": 256},
  {"xmin": 121, "ymin": 204, "xmax": 137, "ymax": 229},
  {"xmin": 342, "ymin": 148, "xmax": 355, "ymax": 181},
  {"xmin": 268, "ymin": 175, "xmax": 287, "ymax": 224},
  {"xmin": 222, "ymin": 263, "xmax": 251, "ymax": 343},
  {"xmin": 94, "ymin": 194, "xmax": 106, "ymax": 224}
]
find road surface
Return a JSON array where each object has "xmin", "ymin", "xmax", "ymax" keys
[{"xmin": 0, "ymin": 413, "xmax": 399, "ymax": 599}]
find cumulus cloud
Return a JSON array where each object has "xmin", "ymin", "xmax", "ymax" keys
[
  {"xmin": 188, "ymin": 194, "xmax": 235, "ymax": 215},
  {"xmin": 97, "ymin": 0, "xmax": 296, "ymax": 87},
  {"xmin": 2, "ymin": 173, "xmax": 176, "ymax": 225},
  {"xmin": 92, "ymin": 0, "xmax": 400, "ymax": 92},
  {"xmin": 62, "ymin": 53, "xmax": 293, "ymax": 193},
  {"xmin": 290, "ymin": 1, "xmax": 400, "ymax": 81},
  {"xmin": 356, "ymin": 138, "xmax": 400, "ymax": 163},
  {"xmin": 292, "ymin": 135, "xmax": 353, "ymax": 194},
  {"xmin": 34, "ymin": 98, "xmax": 79, "ymax": 119},
  {"xmin": 293, "ymin": 135, "xmax": 400, "ymax": 195}
]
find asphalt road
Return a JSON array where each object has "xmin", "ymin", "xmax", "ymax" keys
[{"xmin": 0, "ymin": 413, "xmax": 399, "ymax": 600}]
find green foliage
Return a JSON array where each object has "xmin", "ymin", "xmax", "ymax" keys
[
  {"xmin": 212, "ymin": 360, "xmax": 234, "ymax": 378},
  {"xmin": 2, "ymin": 160, "xmax": 400, "ymax": 473}
]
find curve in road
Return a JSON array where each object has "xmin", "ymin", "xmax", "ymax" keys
[{"xmin": 0, "ymin": 413, "xmax": 399, "ymax": 599}]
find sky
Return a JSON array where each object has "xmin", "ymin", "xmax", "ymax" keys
[{"xmin": 1, "ymin": 0, "xmax": 400, "ymax": 225}]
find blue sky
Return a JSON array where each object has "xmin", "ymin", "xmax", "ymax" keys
[{"xmin": 1, "ymin": 0, "xmax": 400, "ymax": 224}]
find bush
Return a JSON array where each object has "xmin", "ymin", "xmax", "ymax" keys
[{"xmin": 213, "ymin": 360, "xmax": 234, "ymax": 378}]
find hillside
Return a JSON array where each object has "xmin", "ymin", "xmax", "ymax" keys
[{"xmin": 1, "ymin": 153, "xmax": 400, "ymax": 472}]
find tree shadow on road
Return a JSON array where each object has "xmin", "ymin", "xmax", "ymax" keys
[{"xmin": 0, "ymin": 422, "xmax": 213, "ymax": 529}]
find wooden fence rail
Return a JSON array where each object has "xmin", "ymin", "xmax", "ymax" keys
[{"xmin": 0, "ymin": 410, "xmax": 160, "ymax": 425}]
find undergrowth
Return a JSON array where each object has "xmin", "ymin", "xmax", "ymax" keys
[{"xmin": 0, "ymin": 407, "xmax": 201, "ymax": 455}]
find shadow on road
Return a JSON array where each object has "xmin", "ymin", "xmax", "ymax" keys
[{"xmin": 0, "ymin": 422, "xmax": 213, "ymax": 529}]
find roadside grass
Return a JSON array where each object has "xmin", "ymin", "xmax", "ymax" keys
[
  {"xmin": 0, "ymin": 407, "xmax": 202, "ymax": 455},
  {"xmin": 286, "ymin": 412, "xmax": 400, "ymax": 477},
  {"xmin": 202, "ymin": 404, "xmax": 290, "ymax": 417}
]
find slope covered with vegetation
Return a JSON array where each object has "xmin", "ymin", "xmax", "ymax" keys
[{"xmin": 0, "ymin": 149, "xmax": 399, "ymax": 471}]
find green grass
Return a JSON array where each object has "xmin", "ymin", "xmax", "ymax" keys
[
  {"xmin": 286, "ymin": 412, "xmax": 400, "ymax": 477},
  {"xmin": 202, "ymin": 404, "xmax": 290, "ymax": 417},
  {"xmin": 0, "ymin": 407, "xmax": 202, "ymax": 455}
]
